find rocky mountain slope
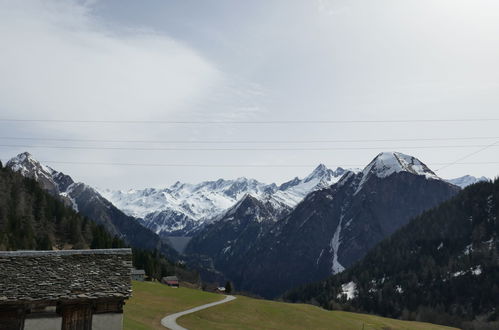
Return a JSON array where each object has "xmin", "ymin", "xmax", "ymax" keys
[
  {"xmin": 285, "ymin": 179, "xmax": 499, "ymax": 329},
  {"xmin": 6, "ymin": 152, "xmax": 178, "ymax": 260},
  {"xmin": 0, "ymin": 162, "xmax": 198, "ymax": 282},
  {"xmin": 184, "ymin": 194, "xmax": 291, "ymax": 277},
  {"xmin": 199, "ymin": 152, "xmax": 461, "ymax": 298}
]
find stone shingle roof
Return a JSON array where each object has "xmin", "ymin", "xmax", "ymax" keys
[
  {"xmin": 131, "ymin": 268, "xmax": 146, "ymax": 275},
  {"xmin": 0, "ymin": 249, "xmax": 132, "ymax": 304},
  {"xmin": 164, "ymin": 276, "xmax": 178, "ymax": 281}
]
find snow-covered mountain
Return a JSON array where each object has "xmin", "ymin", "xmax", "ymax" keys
[
  {"xmin": 6, "ymin": 152, "xmax": 179, "ymax": 259},
  {"xmin": 272, "ymin": 165, "xmax": 349, "ymax": 206},
  {"xmin": 6, "ymin": 152, "xmax": 78, "ymax": 209},
  {"xmin": 99, "ymin": 164, "xmax": 350, "ymax": 236},
  {"xmin": 446, "ymin": 175, "xmax": 489, "ymax": 188},
  {"xmin": 208, "ymin": 151, "xmax": 461, "ymax": 298}
]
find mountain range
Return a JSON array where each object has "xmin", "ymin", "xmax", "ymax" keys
[
  {"xmin": 98, "ymin": 165, "xmax": 349, "ymax": 236},
  {"xmin": 3, "ymin": 151, "xmax": 495, "ymax": 328},
  {"xmin": 186, "ymin": 152, "xmax": 461, "ymax": 298},
  {"xmin": 4, "ymin": 152, "xmax": 489, "ymax": 296},
  {"xmin": 284, "ymin": 178, "xmax": 499, "ymax": 329}
]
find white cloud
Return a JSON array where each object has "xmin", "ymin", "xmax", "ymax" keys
[{"xmin": 0, "ymin": 0, "xmax": 222, "ymax": 120}]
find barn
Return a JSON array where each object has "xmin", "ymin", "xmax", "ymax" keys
[
  {"xmin": 130, "ymin": 268, "xmax": 146, "ymax": 282},
  {"xmin": 0, "ymin": 249, "xmax": 132, "ymax": 330},
  {"xmin": 162, "ymin": 276, "xmax": 179, "ymax": 287}
]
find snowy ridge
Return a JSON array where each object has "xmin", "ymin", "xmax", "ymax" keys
[
  {"xmin": 7, "ymin": 152, "xmax": 58, "ymax": 184},
  {"xmin": 99, "ymin": 164, "xmax": 350, "ymax": 235},
  {"xmin": 351, "ymin": 152, "xmax": 442, "ymax": 195},
  {"xmin": 271, "ymin": 165, "xmax": 348, "ymax": 207},
  {"xmin": 99, "ymin": 178, "xmax": 272, "ymax": 222},
  {"xmin": 446, "ymin": 175, "xmax": 489, "ymax": 188},
  {"xmin": 362, "ymin": 152, "xmax": 439, "ymax": 181}
]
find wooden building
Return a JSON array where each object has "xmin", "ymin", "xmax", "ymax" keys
[
  {"xmin": 162, "ymin": 276, "xmax": 179, "ymax": 287},
  {"xmin": 0, "ymin": 249, "xmax": 132, "ymax": 330}
]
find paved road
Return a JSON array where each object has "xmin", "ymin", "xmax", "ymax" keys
[{"xmin": 161, "ymin": 295, "xmax": 236, "ymax": 330}]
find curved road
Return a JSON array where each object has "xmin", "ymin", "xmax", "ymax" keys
[{"xmin": 161, "ymin": 295, "xmax": 236, "ymax": 330}]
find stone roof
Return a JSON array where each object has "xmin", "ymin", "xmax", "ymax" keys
[
  {"xmin": 164, "ymin": 276, "xmax": 178, "ymax": 281},
  {"xmin": 131, "ymin": 268, "xmax": 146, "ymax": 275},
  {"xmin": 0, "ymin": 249, "xmax": 132, "ymax": 304}
]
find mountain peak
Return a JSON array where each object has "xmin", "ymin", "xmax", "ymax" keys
[
  {"xmin": 303, "ymin": 164, "xmax": 330, "ymax": 183},
  {"xmin": 314, "ymin": 163, "xmax": 328, "ymax": 172},
  {"xmin": 6, "ymin": 152, "xmax": 75, "ymax": 197},
  {"xmin": 7, "ymin": 151, "xmax": 53, "ymax": 177},
  {"xmin": 363, "ymin": 152, "xmax": 439, "ymax": 181},
  {"xmin": 9, "ymin": 151, "xmax": 35, "ymax": 164}
]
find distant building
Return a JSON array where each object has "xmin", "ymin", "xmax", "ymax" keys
[
  {"xmin": 217, "ymin": 287, "xmax": 226, "ymax": 293},
  {"xmin": 162, "ymin": 276, "xmax": 179, "ymax": 287},
  {"xmin": 0, "ymin": 249, "xmax": 132, "ymax": 330},
  {"xmin": 131, "ymin": 268, "xmax": 146, "ymax": 281}
]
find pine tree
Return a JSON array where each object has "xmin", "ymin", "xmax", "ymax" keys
[{"xmin": 225, "ymin": 281, "xmax": 232, "ymax": 294}]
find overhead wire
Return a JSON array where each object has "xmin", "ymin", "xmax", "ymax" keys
[
  {"xmin": 1, "ymin": 143, "xmax": 499, "ymax": 151},
  {"xmin": 1, "ymin": 118, "xmax": 499, "ymax": 125},
  {"xmin": 1, "ymin": 159, "xmax": 498, "ymax": 168},
  {"xmin": 1, "ymin": 136, "xmax": 499, "ymax": 144}
]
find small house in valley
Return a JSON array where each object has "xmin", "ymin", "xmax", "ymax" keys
[
  {"xmin": 162, "ymin": 276, "xmax": 179, "ymax": 287},
  {"xmin": 0, "ymin": 249, "xmax": 132, "ymax": 330},
  {"xmin": 130, "ymin": 268, "xmax": 146, "ymax": 282}
]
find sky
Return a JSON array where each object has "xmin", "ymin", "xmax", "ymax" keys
[{"xmin": 0, "ymin": 0, "xmax": 498, "ymax": 189}]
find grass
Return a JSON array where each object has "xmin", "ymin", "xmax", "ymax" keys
[
  {"xmin": 123, "ymin": 281, "xmax": 222, "ymax": 330},
  {"xmin": 124, "ymin": 281, "xmax": 457, "ymax": 330}
]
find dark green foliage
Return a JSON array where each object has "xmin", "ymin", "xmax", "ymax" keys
[
  {"xmin": 131, "ymin": 249, "xmax": 199, "ymax": 283},
  {"xmin": 284, "ymin": 179, "xmax": 499, "ymax": 329},
  {"xmin": 0, "ymin": 167, "xmax": 198, "ymax": 283},
  {"xmin": 225, "ymin": 281, "xmax": 232, "ymax": 294},
  {"xmin": 0, "ymin": 168, "xmax": 93, "ymax": 250}
]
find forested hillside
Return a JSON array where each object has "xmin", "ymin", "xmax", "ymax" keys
[
  {"xmin": 285, "ymin": 179, "xmax": 499, "ymax": 329},
  {"xmin": 0, "ymin": 162, "xmax": 198, "ymax": 283}
]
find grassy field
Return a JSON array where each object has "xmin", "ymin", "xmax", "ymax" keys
[
  {"xmin": 123, "ymin": 281, "xmax": 222, "ymax": 330},
  {"xmin": 124, "ymin": 281, "xmax": 457, "ymax": 330}
]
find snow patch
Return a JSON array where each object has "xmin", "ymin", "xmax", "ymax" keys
[
  {"xmin": 330, "ymin": 216, "xmax": 345, "ymax": 274},
  {"xmin": 60, "ymin": 183, "xmax": 78, "ymax": 212},
  {"xmin": 471, "ymin": 265, "xmax": 482, "ymax": 276},
  {"xmin": 316, "ymin": 249, "xmax": 324, "ymax": 265},
  {"xmin": 337, "ymin": 281, "xmax": 357, "ymax": 300},
  {"xmin": 463, "ymin": 244, "xmax": 473, "ymax": 255}
]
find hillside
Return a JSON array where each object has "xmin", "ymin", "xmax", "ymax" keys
[
  {"xmin": 284, "ymin": 179, "xmax": 499, "ymax": 329},
  {"xmin": 6, "ymin": 152, "xmax": 179, "ymax": 260},
  {"xmin": 199, "ymin": 152, "xmax": 460, "ymax": 298},
  {"xmin": 0, "ymin": 161, "xmax": 113, "ymax": 250},
  {"xmin": 0, "ymin": 162, "xmax": 197, "ymax": 283},
  {"xmin": 124, "ymin": 281, "xmax": 456, "ymax": 330}
]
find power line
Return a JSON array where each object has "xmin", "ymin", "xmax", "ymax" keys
[
  {"xmin": 2, "ymin": 160, "xmax": 498, "ymax": 168},
  {"xmin": 1, "ymin": 118, "xmax": 499, "ymax": 125},
  {"xmin": 435, "ymin": 140, "xmax": 499, "ymax": 172},
  {"xmin": 1, "ymin": 136, "xmax": 499, "ymax": 144},
  {"xmin": 1, "ymin": 143, "xmax": 499, "ymax": 151}
]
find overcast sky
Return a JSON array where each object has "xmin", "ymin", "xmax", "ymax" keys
[{"xmin": 0, "ymin": 0, "xmax": 498, "ymax": 189}]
